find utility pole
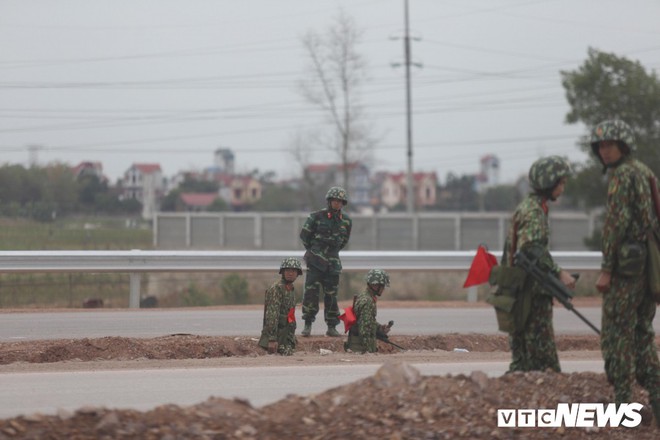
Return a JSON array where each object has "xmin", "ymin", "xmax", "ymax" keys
[
  {"xmin": 27, "ymin": 144, "xmax": 43, "ymax": 168},
  {"xmin": 403, "ymin": 0, "xmax": 414, "ymax": 213},
  {"xmin": 391, "ymin": 0, "xmax": 420, "ymax": 212}
]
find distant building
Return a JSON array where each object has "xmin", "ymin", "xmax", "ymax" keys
[
  {"xmin": 475, "ymin": 154, "xmax": 500, "ymax": 193},
  {"xmin": 170, "ymin": 148, "xmax": 262, "ymax": 211},
  {"xmin": 71, "ymin": 161, "xmax": 107, "ymax": 184},
  {"xmin": 378, "ymin": 171, "xmax": 438, "ymax": 210},
  {"xmin": 214, "ymin": 148, "xmax": 235, "ymax": 175},
  {"xmin": 120, "ymin": 163, "xmax": 165, "ymax": 220},
  {"xmin": 228, "ymin": 175, "xmax": 262, "ymax": 209},
  {"xmin": 303, "ymin": 162, "xmax": 370, "ymax": 210}
]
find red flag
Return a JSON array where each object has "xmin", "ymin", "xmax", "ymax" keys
[
  {"xmin": 287, "ymin": 307, "xmax": 296, "ymax": 323},
  {"xmin": 338, "ymin": 306, "xmax": 357, "ymax": 333},
  {"xmin": 463, "ymin": 245, "xmax": 498, "ymax": 288}
]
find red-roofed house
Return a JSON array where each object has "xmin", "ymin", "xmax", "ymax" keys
[
  {"xmin": 204, "ymin": 168, "xmax": 261, "ymax": 210},
  {"xmin": 178, "ymin": 192, "xmax": 219, "ymax": 212},
  {"xmin": 121, "ymin": 163, "xmax": 165, "ymax": 219},
  {"xmin": 228, "ymin": 175, "xmax": 261, "ymax": 209},
  {"xmin": 71, "ymin": 161, "xmax": 108, "ymax": 184},
  {"xmin": 380, "ymin": 171, "xmax": 437, "ymax": 209}
]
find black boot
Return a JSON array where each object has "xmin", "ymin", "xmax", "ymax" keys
[{"xmin": 301, "ymin": 321, "xmax": 312, "ymax": 337}]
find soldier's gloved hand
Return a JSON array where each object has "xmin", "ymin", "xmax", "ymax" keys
[{"xmin": 267, "ymin": 341, "xmax": 278, "ymax": 354}]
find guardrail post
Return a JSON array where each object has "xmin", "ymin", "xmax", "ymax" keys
[
  {"xmin": 219, "ymin": 214, "xmax": 225, "ymax": 247},
  {"xmin": 254, "ymin": 213, "xmax": 262, "ymax": 249},
  {"xmin": 412, "ymin": 214, "xmax": 419, "ymax": 250},
  {"xmin": 467, "ymin": 286, "xmax": 478, "ymax": 303},
  {"xmin": 129, "ymin": 273, "xmax": 141, "ymax": 308},
  {"xmin": 185, "ymin": 213, "xmax": 191, "ymax": 248}
]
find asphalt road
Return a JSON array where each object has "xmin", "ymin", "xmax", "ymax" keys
[
  {"xmin": 0, "ymin": 307, "xmax": 618, "ymax": 341},
  {"xmin": 0, "ymin": 306, "xmax": 643, "ymax": 420},
  {"xmin": 0, "ymin": 359, "xmax": 606, "ymax": 419}
]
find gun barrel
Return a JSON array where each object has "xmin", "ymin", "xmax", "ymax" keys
[
  {"xmin": 377, "ymin": 335, "xmax": 405, "ymax": 351},
  {"xmin": 514, "ymin": 251, "xmax": 600, "ymax": 335}
]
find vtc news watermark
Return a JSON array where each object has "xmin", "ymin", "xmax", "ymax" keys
[{"xmin": 497, "ymin": 403, "xmax": 643, "ymax": 428}]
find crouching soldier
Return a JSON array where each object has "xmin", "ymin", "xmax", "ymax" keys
[
  {"xmin": 258, "ymin": 258, "xmax": 302, "ymax": 356},
  {"xmin": 344, "ymin": 269, "xmax": 391, "ymax": 353}
]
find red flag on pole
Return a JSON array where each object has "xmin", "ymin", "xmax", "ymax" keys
[
  {"xmin": 463, "ymin": 245, "xmax": 498, "ymax": 288},
  {"xmin": 338, "ymin": 306, "xmax": 357, "ymax": 333}
]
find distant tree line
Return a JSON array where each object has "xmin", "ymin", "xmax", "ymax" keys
[{"xmin": 0, "ymin": 163, "xmax": 140, "ymax": 221}]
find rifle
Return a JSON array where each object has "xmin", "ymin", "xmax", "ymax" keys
[
  {"xmin": 376, "ymin": 320, "xmax": 405, "ymax": 351},
  {"xmin": 514, "ymin": 251, "xmax": 601, "ymax": 335}
]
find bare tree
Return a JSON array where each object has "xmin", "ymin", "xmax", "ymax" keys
[
  {"xmin": 289, "ymin": 129, "xmax": 326, "ymax": 209},
  {"xmin": 297, "ymin": 10, "xmax": 376, "ymax": 190}
]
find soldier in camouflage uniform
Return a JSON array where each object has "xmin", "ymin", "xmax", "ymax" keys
[
  {"xmin": 502, "ymin": 156, "xmax": 576, "ymax": 373},
  {"xmin": 300, "ymin": 186, "xmax": 352, "ymax": 337},
  {"xmin": 258, "ymin": 258, "xmax": 302, "ymax": 356},
  {"xmin": 592, "ymin": 119, "xmax": 660, "ymax": 425},
  {"xmin": 345, "ymin": 269, "xmax": 391, "ymax": 353}
]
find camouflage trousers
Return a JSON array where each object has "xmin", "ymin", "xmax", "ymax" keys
[
  {"xmin": 508, "ymin": 292, "xmax": 560, "ymax": 373},
  {"xmin": 344, "ymin": 326, "xmax": 376, "ymax": 353},
  {"xmin": 258, "ymin": 321, "xmax": 297, "ymax": 356},
  {"xmin": 302, "ymin": 266, "xmax": 340, "ymax": 326},
  {"xmin": 601, "ymin": 274, "xmax": 660, "ymax": 404}
]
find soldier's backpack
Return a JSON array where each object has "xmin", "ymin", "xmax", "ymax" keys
[{"xmin": 486, "ymin": 265, "xmax": 532, "ymax": 333}]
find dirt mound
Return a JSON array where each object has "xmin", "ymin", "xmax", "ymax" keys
[
  {"xmin": 2, "ymin": 333, "xmax": 659, "ymax": 438},
  {"xmin": 1, "ymin": 363, "xmax": 657, "ymax": 439},
  {"xmin": 0, "ymin": 333, "xmax": 627, "ymax": 365}
]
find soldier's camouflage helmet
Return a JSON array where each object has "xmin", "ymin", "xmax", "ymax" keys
[
  {"xmin": 365, "ymin": 269, "xmax": 390, "ymax": 287},
  {"xmin": 528, "ymin": 156, "xmax": 571, "ymax": 192},
  {"xmin": 279, "ymin": 257, "xmax": 303, "ymax": 275},
  {"xmin": 325, "ymin": 186, "xmax": 348, "ymax": 205},
  {"xmin": 589, "ymin": 119, "xmax": 635, "ymax": 157}
]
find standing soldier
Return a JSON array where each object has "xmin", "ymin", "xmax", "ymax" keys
[
  {"xmin": 500, "ymin": 156, "xmax": 576, "ymax": 373},
  {"xmin": 300, "ymin": 186, "xmax": 352, "ymax": 337},
  {"xmin": 344, "ymin": 269, "xmax": 391, "ymax": 353},
  {"xmin": 592, "ymin": 119, "xmax": 660, "ymax": 426},
  {"xmin": 258, "ymin": 258, "xmax": 302, "ymax": 356}
]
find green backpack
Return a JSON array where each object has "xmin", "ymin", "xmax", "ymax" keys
[{"xmin": 486, "ymin": 266, "xmax": 532, "ymax": 333}]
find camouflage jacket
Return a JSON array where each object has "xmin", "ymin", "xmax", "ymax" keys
[
  {"xmin": 353, "ymin": 288, "xmax": 382, "ymax": 353},
  {"xmin": 502, "ymin": 193, "xmax": 560, "ymax": 275},
  {"xmin": 300, "ymin": 208, "xmax": 352, "ymax": 273},
  {"xmin": 601, "ymin": 157, "xmax": 659, "ymax": 272},
  {"xmin": 259, "ymin": 279, "xmax": 296, "ymax": 344}
]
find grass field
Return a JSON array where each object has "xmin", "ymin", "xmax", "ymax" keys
[
  {"xmin": 0, "ymin": 216, "xmax": 152, "ymax": 308},
  {"xmin": 0, "ymin": 217, "xmax": 152, "ymax": 250}
]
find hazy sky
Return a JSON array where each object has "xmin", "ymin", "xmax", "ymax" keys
[{"xmin": 1, "ymin": 0, "xmax": 659, "ymax": 184}]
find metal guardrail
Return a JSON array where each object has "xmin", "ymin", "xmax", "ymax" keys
[{"xmin": 0, "ymin": 250, "xmax": 602, "ymax": 307}]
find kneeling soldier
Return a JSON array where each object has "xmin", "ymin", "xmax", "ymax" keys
[
  {"xmin": 344, "ymin": 269, "xmax": 390, "ymax": 353},
  {"xmin": 258, "ymin": 258, "xmax": 302, "ymax": 356}
]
